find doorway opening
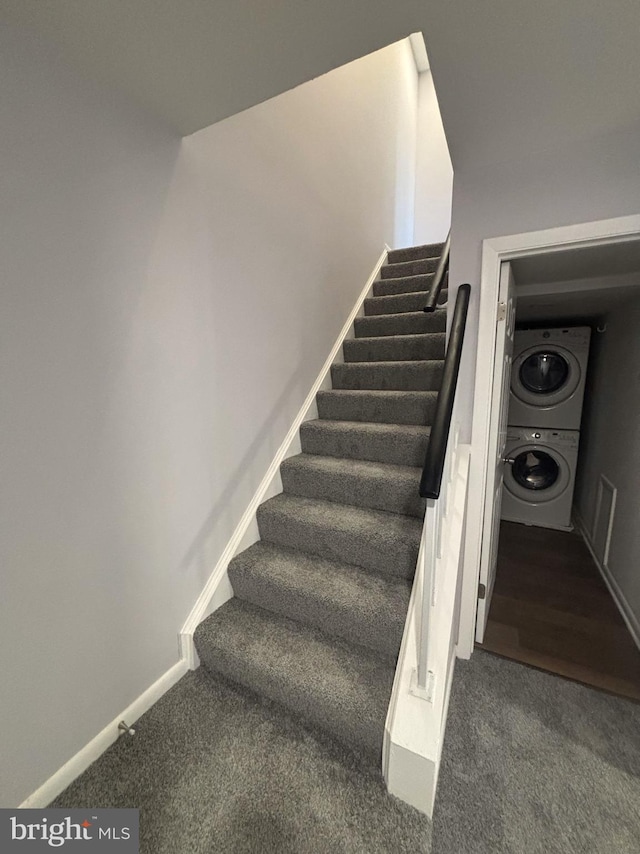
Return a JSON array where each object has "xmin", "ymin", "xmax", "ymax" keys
[{"xmin": 463, "ymin": 215, "xmax": 640, "ymax": 702}]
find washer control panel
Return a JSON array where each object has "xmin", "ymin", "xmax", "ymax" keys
[{"xmin": 516, "ymin": 325, "xmax": 591, "ymax": 351}]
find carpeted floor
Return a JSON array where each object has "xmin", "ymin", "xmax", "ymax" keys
[
  {"xmin": 51, "ymin": 668, "xmax": 432, "ymax": 853},
  {"xmin": 433, "ymin": 651, "xmax": 640, "ymax": 854},
  {"xmin": 51, "ymin": 650, "xmax": 640, "ymax": 853}
]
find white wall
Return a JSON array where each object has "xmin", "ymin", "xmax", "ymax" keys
[
  {"xmin": 413, "ymin": 71, "xmax": 452, "ymax": 245},
  {"xmin": 575, "ymin": 296, "xmax": 640, "ymax": 633},
  {"xmin": 393, "ymin": 48, "xmax": 419, "ymax": 249},
  {"xmin": 0, "ymin": 23, "xmax": 419, "ymax": 807},
  {"xmin": 0, "ymin": 22, "xmax": 182, "ymax": 809},
  {"xmin": 405, "ymin": 0, "xmax": 640, "ymax": 439},
  {"xmin": 448, "ymin": 134, "xmax": 640, "ymax": 440}
]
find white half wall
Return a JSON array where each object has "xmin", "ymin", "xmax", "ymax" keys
[
  {"xmin": 413, "ymin": 71, "xmax": 453, "ymax": 246},
  {"xmin": 0, "ymin": 22, "xmax": 419, "ymax": 808},
  {"xmin": 574, "ymin": 294, "xmax": 640, "ymax": 637}
]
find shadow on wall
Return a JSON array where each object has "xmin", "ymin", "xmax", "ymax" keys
[
  {"xmin": 177, "ymin": 363, "xmax": 313, "ymax": 585},
  {"xmin": 137, "ymin": 135, "xmax": 360, "ymax": 600},
  {"xmin": 142, "ymin": 39, "xmax": 424, "ymax": 609}
]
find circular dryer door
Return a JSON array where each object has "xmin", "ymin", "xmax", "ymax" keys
[
  {"xmin": 511, "ymin": 345, "xmax": 580, "ymax": 408},
  {"xmin": 504, "ymin": 444, "xmax": 571, "ymax": 503}
]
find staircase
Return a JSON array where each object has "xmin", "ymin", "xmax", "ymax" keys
[{"xmin": 194, "ymin": 242, "xmax": 447, "ymax": 766}]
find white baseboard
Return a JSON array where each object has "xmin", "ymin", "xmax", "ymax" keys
[
  {"xmin": 19, "ymin": 659, "xmax": 188, "ymax": 809},
  {"xmin": 179, "ymin": 247, "xmax": 389, "ymax": 670},
  {"xmin": 574, "ymin": 510, "xmax": 640, "ymax": 652},
  {"xmin": 430, "ymin": 647, "xmax": 457, "ymax": 812}
]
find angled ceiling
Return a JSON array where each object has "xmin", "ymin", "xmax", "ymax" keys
[{"xmin": 2, "ymin": 0, "xmax": 640, "ymax": 169}]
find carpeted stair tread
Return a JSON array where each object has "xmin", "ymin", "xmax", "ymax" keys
[
  {"xmin": 355, "ymin": 310, "xmax": 446, "ymax": 338},
  {"xmin": 194, "ymin": 598, "xmax": 395, "ymax": 761},
  {"xmin": 300, "ymin": 419, "xmax": 430, "ymax": 466},
  {"xmin": 381, "ymin": 257, "xmax": 439, "ymax": 278},
  {"xmin": 228, "ymin": 541, "xmax": 410, "ymax": 661},
  {"xmin": 331, "ymin": 359, "xmax": 444, "ymax": 391},
  {"xmin": 316, "ymin": 389, "xmax": 438, "ymax": 425},
  {"xmin": 364, "ymin": 291, "xmax": 432, "ymax": 316},
  {"xmin": 387, "ymin": 242, "xmax": 444, "ymax": 264},
  {"xmin": 257, "ymin": 493, "xmax": 421, "ymax": 578},
  {"xmin": 343, "ymin": 332, "xmax": 445, "ymax": 363},
  {"xmin": 373, "ymin": 273, "xmax": 435, "ymax": 297},
  {"xmin": 190, "ymin": 241, "xmax": 451, "ymax": 782},
  {"xmin": 280, "ymin": 453, "xmax": 425, "ymax": 518}
]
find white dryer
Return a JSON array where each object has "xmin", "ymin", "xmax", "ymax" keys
[
  {"xmin": 501, "ymin": 427, "xmax": 579, "ymax": 531},
  {"xmin": 509, "ymin": 326, "xmax": 591, "ymax": 429}
]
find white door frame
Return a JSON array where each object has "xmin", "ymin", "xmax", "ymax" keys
[{"xmin": 457, "ymin": 213, "xmax": 640, "ymax": 659}]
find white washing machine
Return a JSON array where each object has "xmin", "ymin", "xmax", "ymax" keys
[
  {"xmin": 509, "ymin": 326, "xmax": 591, "ymax": 429},
  {"xmin": 501, "ymin": 427, "xmax": 579, "ymax": 531}
]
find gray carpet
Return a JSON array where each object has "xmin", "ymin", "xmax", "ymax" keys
[
  {"xmin": 373, "ymin": 273, "xmax": 436, "ymax": 296},
  {"xmin": 194, "ymin": 598, "xmax": 394, "ymax": 761},
  {"xmin": 51, "ymin": 668, "xmax": 432, "ymax": 854},
  {"xmin": 364, "ymin": 290, "xmax": 440, "ymax": 315},
  {"xmin": 279, "ymin": 453, "xmax": 425, "ymax": 517},
  {"xmin": 432, "ymin": 650, "xmax": 640, "ymax": 854},
  {"xmin": 316, "ymin": 388, "xmax": 439, "ymax": 424},
  {"xmin": 298, "ymin": 419, "xmax": 431, "ymax": 467},
  {"xmin": 253, "ymin": 493, "xmax": 422, "ymax": 578},
  {"xmin": 51, "ymin": 650, "xmax": 640, "ymax": 852},
  {"xmin": 330, "ymin": 359, "xmax": 444, "ymax": 391},
  {"xmin": 343, "ymin": 332, "xmax": 445, "ymax": 363},
  {"xmin": 387, "ymin": 242, "xmax": 444, "ymax": 264},
  {"xmin": 192, "ymin": 242, "xmax": 446, "ymax": 776},
  {"xmin": 353, "ymin": 309, "xmax": 445, "ymax": 338},
  {"xmin": 379, "ymin": 257, "xmax": 438, "ymax": 278},
  {"xmin": 228, "ymin": 541, "xmax": 410, "ymax": 662}
]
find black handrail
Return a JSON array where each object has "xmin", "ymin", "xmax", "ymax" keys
[
  {"xmin": 423, "ymin": 230, "xmax": 450, "ymax": 313},
  {"xmin": 419, "ymin": 283, "xmax": 471, "ymax": 499}
]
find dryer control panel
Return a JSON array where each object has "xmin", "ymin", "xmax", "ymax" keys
[{"xmin": 507, "ymin": 428, "xmax": 580, "ymax": 448}]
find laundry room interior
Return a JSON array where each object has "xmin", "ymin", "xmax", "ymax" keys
[{"xmin": 479, "ymin": 240, "xmax": 640, "ymax": 701}]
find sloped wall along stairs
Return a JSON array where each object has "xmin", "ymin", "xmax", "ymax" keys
[{"xmin": 194, "ymin": 242, "xmax": 447, "ymax": 772}]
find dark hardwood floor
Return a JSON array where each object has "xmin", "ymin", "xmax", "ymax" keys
[{"xmin": 478, "ymin": 521, "xmax": 640, "ymax": 702}]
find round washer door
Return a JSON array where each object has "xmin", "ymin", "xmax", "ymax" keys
[
  {"xmin": 511, "ymin": 344, "xmax": 580, "ymax": 407},
  {"xmin": 503, "ymin": 443, "xmax": 571, "ymax": 503}
]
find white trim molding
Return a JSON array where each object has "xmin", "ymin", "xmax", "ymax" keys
[
  {"xmin": 179, "ymin": 247, "xmax": 389, "ymax": 669},
  {"xmin": 458, "ymin": 213, "xmax": 640, "ymax": 659},
  {"xmin": 19, "ymin": 660, "xmax": 188, "ymax": 808}
]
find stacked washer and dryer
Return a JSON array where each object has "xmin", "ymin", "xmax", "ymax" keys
[{"xmin": 501, "ymin": 326, "xmax": 591, "ymax": 531}]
